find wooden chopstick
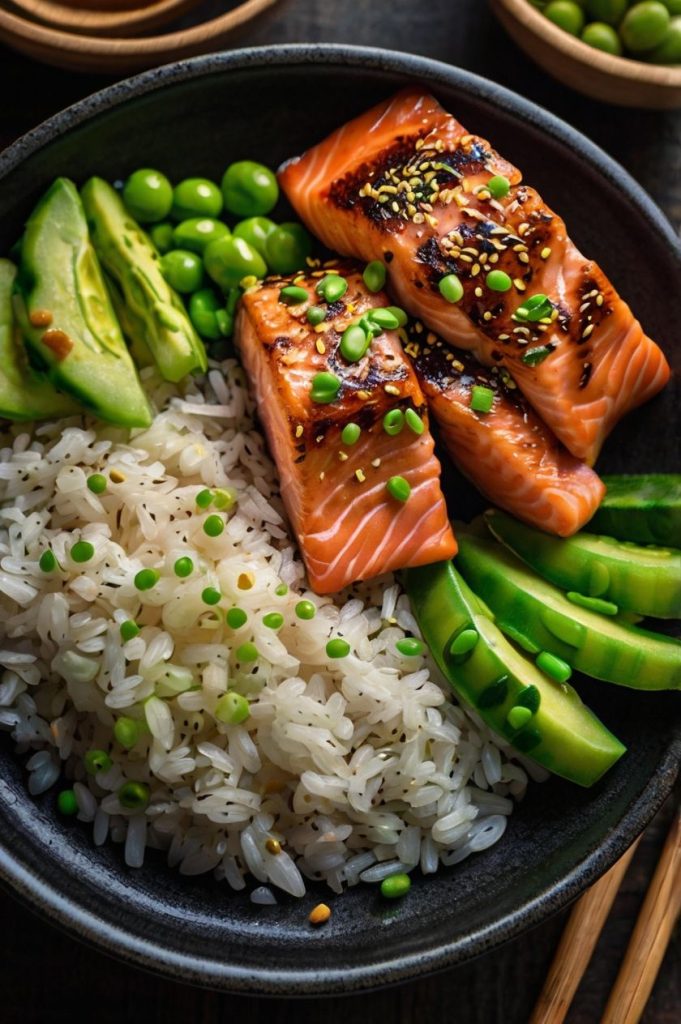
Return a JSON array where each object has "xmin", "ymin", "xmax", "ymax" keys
[
  {"xmin": 529, "ymin": 837, "xmax": 641, "ymax": 1024},
  {"xmin": 601, "ymin": 806, "xmax": 681, "ymax": 1024}
]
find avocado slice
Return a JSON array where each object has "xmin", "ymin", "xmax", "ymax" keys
[
  {"xmin": 0, "ymin": 258, "xmax": 81, "ymax": 421},
  {"xmin": 81, "ymin": 177, "xmax": 206, "ymax": 383},
  {"xmin": 485, "ymin": 509, "xmax": 681, "ymax": 620},
  {"xmin": 455, "ymin": 531, "xmax": 681, "ymax": 691},
  {"xmin": 586, "ymin": 474, "xmax": 681, "ymax": 548},
  {"xmin": 403, "ymin": 561, "xmax": 625, "ymax": 786},
  {"xmin": 13, "ymin": 178, "xmax": 151, "ymax": 428}
]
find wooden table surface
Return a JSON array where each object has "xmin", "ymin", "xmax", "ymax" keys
[{"xmin": 0, "ymin": 1, "xmax": 679, "ymax": 1021}]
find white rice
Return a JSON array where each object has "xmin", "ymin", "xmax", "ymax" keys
[{"xmin": 0, "ymin": 357, "xmax": 538, "ymax": 898}]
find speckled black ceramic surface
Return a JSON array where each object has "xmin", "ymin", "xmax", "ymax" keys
[{"xmin": 0, "ymin": 45, "xmax": 679, "ymax": 996}]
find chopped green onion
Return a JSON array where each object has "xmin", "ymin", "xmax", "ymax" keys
[
  {"xmin": 196, "ymin": 488, "xmax": 214, "ymax": 508},
  {"xmin": 486, "ymin": 269, "xmax": 512, "ymax": 292},
  {"xmin": 521, "ymin": 345, "xmax": 554, "ymax": 366},
  {"xmin": 174, "ymin": 556, "xmax": 194, "ymax": 578},
  {"xmin": 87, "ymin": 473, "xmax": 107, "ymax": 494},
  {"xmin": 134, "ymin": 568, "xmax": 160, "ymax": 591},
  {"xmin": 515, "ymin": 294, "xmax": 553, "ymax": 323},
  {"xmin": 383, "ymin": 409, "xmax": 405, "ymax": 436},
  {"xmin": 470, "ymin": 385, "xmax": 495, "ymax": 414},
  {"xmin": 507, "ymin": 705, "xmax": 533, "ymax": 730},
  {"xmin": 84, "ymin": 749, "xmax": 112, "ymax": 775},
  {"xmin": 114, "ymin": 716, "xmax": 143, "ymax": 749},
  {"xmin": 380, "ymin": 872, "xmax": 411, "ymax": 899},
  {"xmin": 516, "ymin": 683, "xmax": 542, "ymax": 714},
  {"xmin": 275, "ymin": 583, "xmax": 288, "ymax": 597},
  {"xmin": 203, "ymin": 514, "xmax": 224, "ymax": 537},
  {"xmin": 536, "ymin": 651, "xmax": 572, "ymax": 683},
  {"xmin": 279, "ymin": 285, "xmax": 308, "ymax": 305},
  {"xmin": 263, "ymin": 612, "xmax": 284, "ymax": 630},
  {"xmin": 326, "ymin": 638, "xmax": 350, "ymax": 659},
  {"xmin": 405, "ymin": 408, "xmax": 425, "ymax": 435},
  {"xmin": 487, "ymin": 175, "xmax": 511, "ymax": 199},
  {"xmin": 306, "ymin": 305, "xmax": 327, "ymax": 326},
  {"xmin": 57, "ymin": 789, "xmax": 78, "ymax": 816},
  {"xmin": 340, "ymin": 324, "xmax": 370, "ymax": 363},
  {"xmin": 215, "ymin": 691, "xmax": 250, "ymax": 724},
  {"xmin": 236, "ymin": 641, "xmax": 259, "ymax": 662},
  {"xmin": 439, "ymin": 273, "xmax": 464, "ymax": 304},
  {"xmin": 118, "ymin": 781, "xmax": 150, "ymax": 810},
  {"xmin": 201, "ymin": 586, "xmax": 222, "ymax": 606},
  {"xmin": 120, "ymin": 620, "xmax": 140, "ymax": 642},
  {"xmin": 295, "ymin": 600, "xmax": 316, "ymax": 620},
  {"xmin": 310, "ymin": 371, "xmax": 341, "ymax": 404},
  {"xmin": 226, "ymin": 607, "xmax": 248, "ymax": 629},
  {"xmin": 71, "ymin": 540, "xmax": 95, "ymax": 563},
  {"xmin": 386, "ymin": 476, "xmax": 411, "ymax": 502},
  {"xmin": 363, "ymin": 260, "xmax": 386, "ymax": 293},
  {"xmin": 341, "ymin": 422, "xmax": 361, "ymax": 446},
  {"xmin": 513, "ymin": 727, "xmax": 542, "ymax": 753},
  {"xmin": 39, "ymin": 550, "xmax": 57, "ymax": 573},
  {"xmin": 396, "ymin": 637, "xmax": 425, "ymax": 656},
  {"xmin": 316, "ymin": 275, "xmax": 348, "ymax": 302}
]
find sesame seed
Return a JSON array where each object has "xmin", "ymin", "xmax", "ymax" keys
[
  {"xmin": 471, "ymin": 264, "xmax": 481, "ymax": 277},
  {"xmin": 483, "ymin": 311, "xmax": 493, "ymax": 321},
  {"xmin": 339, "ymin": 452, "xmax": 348, "ymax": 462},
  {"xmin": 582, "ymin": 324, "xmax": 595, "ymax": 339},
  {"xmin": 518, "ymin": 252, "xmax": 530, "ymax": 264},
  {"xmin": 596, "ymin": 294, "xmax": 604, "ymax": 306},
  {"xmin": 452, "ymin": 359, "xmax": 464, "ymax": 371},
  {"xmin": 319, "ymin": 472, "xmax": 325, "ymax": 480},
  {"xmin": 474, "ymin": 287, "xmax": 483, "ymax": 298},
  {"xmin": 498, "ymin": 334, "xmax": 510, "ymax": 341},
  {"xmin": 413, "ymin": 213, "xmax": 425, "ymax": 224},
  {"xmin": 295, "ymin": 424, "xmax": 303, "ymax": 438},
  {"xmin": 371, "ymin": 458, "xmax": 381, "ymax": 468},
  {"xmin": 541, "ymin": 247, "xmax": 552, "ymax": 260},
  {"xmin": 355, "ymin": 468, "xmax": 366, "ymax": 483},
  {"xmin": 512, "ymin": 243, "xmax": 527, "ymax": 253},
  {"xmin": 518, "ymin": 223, "xmax": 530, "ymax": 236},
  {"xmin": 109, "ymin": 469, "xmax": 126, "ymax": 483},
  {"xmin": 579, "ymin": 302, "xmax": 590, "ymax": 313},
  {"xmin": 513, "ymin": 279, "xmax": 527, "ymax": 291},
  {"xmin": 316, "ymin": 340, "xmax": 326, "ymax": 354},
  {"xmin": 314, "ymin": 324, "xmax": 326, "ymax": 333},
  {"xmin": 384, "ymin": 384, "xmax": 401, "ymax": 396},
  {"xmin": 357, "ymin": 390, "xmax": 371, "ymax": 400}
]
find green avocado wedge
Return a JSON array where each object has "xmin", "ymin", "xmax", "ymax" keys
[
  {"xmin": 13, "ymin": 178, "xmax": 151, "ymax": 428},
  {"xmin": 456, "ymin": 531, "xmax": 681, "ymax": 691},
  {"xmin": 586, "ymin": 475, "xmax": 681, "ymax": 548},
  {"xmin": 403, "ymin": 561, "xmax": 626, "ymax": 787},
  {"xmin": 0, "ymin": 258, "xmax": 80, "ymax": 421},
  {"xmin": 485, "ymin": 509, "xmax": 681, "ymax": 620},
  {"xmin": 81, "ymin": 177, "xmax": 206, "ymax": 383}
]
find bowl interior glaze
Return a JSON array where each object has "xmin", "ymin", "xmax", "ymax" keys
[{"xmin": 0, "ymin": 45, "xmax": 679, "ymax": 995}]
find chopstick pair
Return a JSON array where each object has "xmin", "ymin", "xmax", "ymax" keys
[{"xmin": 530, "ymin": 804, "xmax": 681, "ymax": 1024}]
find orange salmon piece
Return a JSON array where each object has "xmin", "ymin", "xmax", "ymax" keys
[
  {"xmin": 235, "ymin": 263, "xmax": 456, "ymax": 594},
  {"xmin": 279, "ymin": 90, "xmax": 670, "ymax": 465}
]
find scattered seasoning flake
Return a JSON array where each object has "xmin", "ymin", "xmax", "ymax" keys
[
  {"xmin": 71, "ymin": 540, "xmax": 95, "ymax": 563},
  {"xmin": 41, "ymin": 329, "xmax": 73, "ymax": 360},
  {"xmin": 295, "ymin": 600, "xmax": 316, "ymax": 620},
  {"xmin": 109, "ymin": 468, "xmax": 126, "ymax": 483},
  {"xmin": 439, "ymin": 273, "xmax": 464, "ymax": 304},
  {"xmin": 134, "ymin": 568, "xmax": 160, "ymax": 591},
  {"xmin": 396, "ymin": 637, "xmax": 425, "ymax": 657},
  {"xmin": 39, "ymin": 550, "xmax": 56, "ymax": 573},
  {"xmin": 309, "ymin": 903, "xmax": 332, "ymax": 926},
  {"xmin": 203, "ymin": 514, "xmax": 225, "ymax": 537},
  {"xmin": 29, "ymin": 308, "xmax": 53, "ymax": 328},
  {"xmin": 236, "ymin": 642, "xmax": 259, "ymax": 663},
  {"xmin": 566, "ymin": 592, "xmax": 618, "ymax": 616},
  {"xmin": 405, "ymin": 408, "xmax": 425, "ymax": 435},
  {"xmin": 57, "ymin": 789, "xmax": 78, "ymax": 816},
  {"xmin": 226, "ymin": 607, "xmax": 248, "ymax": 629},
  {"xmin": 380, "ymin": 873, "xmax": 412, "ymax": 899},
  {"xmin": 196, "ymin": 488, "xmax": 213, "ymax": 508},
  {"xmin": 279, "ymin": 285, "xmax": 308, "ymax": 305},
  {"xmin": 341, "ymin": 422, "xmax": 361, "ymax": 446},
  {"xmin": 87, "ymin": 473, "xmax": 107, "ymax": 494},
  {"xmin": 521, "ymin": 345, "xmax": 554, "ymax": 367},
  {"xmin": 536, "ymin": 651, "xmax": 572, "ymax": 683},
  {"xmin": 237, "ymin": 571, "xmax": 255, "ymax": 590},
  {"xmin": 201, "ymin": 587, "xmax": 222, "ymax": 606},
  {"xmin": 470, "ymin": 385, "xmax": 494, "ymax": 414},
  {"xmin": 263, "ymin": 612, "xmax": 284, "ymax": 630},
  {"xmin": 487, "ymin": 174, "xmax": 511, "ymax": 199},
  {"xmin": 120, "ymin": 620, "xmax": 140, "ymax": 643},
  {"xmin": 265, "ymin": 838, "xmax": 282, "ymax": 855},
  {"xmin": 326, "ymin": 638, "xmax": 351, "ymax": 659},
  {"xmin": 507, "ymin": 705, "xmax": 533, "ymax": 730},
  {"xmin": 310, "ymin": 371, "xmax": 341, "ymax": 403},
  {"xmin": 386, "ymin": 476, "xmax": 411, "ymax": 502},
  {"xmin": 215, "ymin": 691, "xmax": 250, "ymax": 724}
]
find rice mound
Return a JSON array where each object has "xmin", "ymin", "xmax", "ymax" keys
[{"xmin": 0, "ymin": 358, "xmax": 539, "ymax": 900}]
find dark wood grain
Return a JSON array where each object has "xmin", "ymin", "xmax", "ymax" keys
[{"xmin": 0, "ymin": 2, "xmax": 679, "ymax": 1020}]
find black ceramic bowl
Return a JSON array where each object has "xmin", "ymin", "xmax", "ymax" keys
[{"xmin": 0, "ymin": 45, "xmax": 679, "ymax": 996}]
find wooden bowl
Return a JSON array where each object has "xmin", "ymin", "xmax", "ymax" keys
[
  {"xmin": 491, "ymin": 0, "xmax": 681, "ymax": 109},
  {"xmin": 7, "ymin": 0, "xmax": 205, "ymax": 37}
]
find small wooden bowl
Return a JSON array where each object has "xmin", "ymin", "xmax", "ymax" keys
[
  {"xmin": 491, "ymin": 0, "xmax": 681, "ymax": 109},
  {"xmin": 7, "ymin": 0, "xmax": 204, "ymax": 37}
]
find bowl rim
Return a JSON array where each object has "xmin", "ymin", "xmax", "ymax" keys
[
  {"xmin": 0, "ymin": 42, "xmax": 679, "ymax": 994},
  {"xmin": 492, "ymin": 0, "xmax": 681, "ymax": 85}
]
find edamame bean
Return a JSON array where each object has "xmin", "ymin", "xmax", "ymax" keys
[
  {"xmin": 173, "ymin": 218, "xmax": 229, "ymax": 254},
  {"xmin": 221, "ymin": 161, "xmax": 278, "ymax": 217},
  {"xmin": 160, "ymin": 249, "xmax": 204, "ymax": 293},
  {"xmin": 204, "ymin": 236, "xmax": 267, "ymax": 291},
  {"xmin": 171, "ymin": 177, "xmax": 223, "ymax": 220},
  {"xmin": 264, "ymin": 222, "xmax": 313, "ymax": 275},
  {"xmin": 122, "ymin": 169, "xmax": 173, "ymax": 223}
]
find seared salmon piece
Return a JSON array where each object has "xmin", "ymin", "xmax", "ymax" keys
[
  {"xmin": 279, "ymin": 90, "xmax": 670, "ymax": 465},
  {"xmin": 235, "ymin": 263, "xmax": 456, "ymax": 594},
  {"xmin": 409, "ymin": 329, "xmax": 605, "ymax": 537}
]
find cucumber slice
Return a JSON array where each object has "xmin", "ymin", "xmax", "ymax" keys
[{"xmin": 587, "ymin": 475, "xmax": 681, "ymax": 547}]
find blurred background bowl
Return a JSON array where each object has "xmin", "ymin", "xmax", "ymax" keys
[{"xmin": 491, "ymin": 0, "xmax": 681, "ymax": 108}]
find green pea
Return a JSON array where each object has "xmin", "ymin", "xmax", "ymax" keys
[
  {"xmin": 264, "ymin": 222, "xmax": 313, "ymax": 275},
  {"xmin": 380, "ymin": 872, "xmax": 411, "ymax": 899},
  {"xmin": 405, "ymin": 408, "xmax": 425, "ymax": 435},
  {"xmin": 316, "ymin": 275, "xmax": 348, "ymax": 303},
  {"xmin": 202, "ymin": 587, "xmax": 222, "ymax": 606},
  {"xmin": 295, "ymin": 600, "xmax": 316, "ymax": 620},
  {"xmin": 236, "ymin": 641, "xmax": 259, "ymax": 663},
  {"xmin": 581, "ymin": 21, "xmax": 623, "ymax": 54},
  {"xmin": 310, "ymin": 371, "xmax": 341, "ymax": 404},
  {"xmin": 203, "ymin": 514, "xmax": 224, "ymax": 537},
  {"xmin": 149, "ymin": 222, "xmax": 175, "ymax": 254},
  {"xmin": 341, "ymin": 422, "xmax": 361, "ymax": 446},
  {"xmin": 383, "ymin": 409, "xmax": 405, "ymax": 436},
  {"xmin": 585, "ymin": 0, "xmax": 627, "ymax": 23},
  {"xmin": 487, "ymin": 174, "xmax": 511, "ymax": 199},
  {"xmin": 226, "ymin": 607, "xmax": 248, "ymax": 629},
  {"xmin": 221, "ymin": 161, "xmax": 278, "ymax": 217},
  {"xmin": 215, "ymin": 691, "xmax": 251, "ymax": 724},
  {"xmin": 173, "ymin": 217, "xmax": 229, "ymax": 255},
  {"xmin": 275, "ymin": 583, "xmax": 288, "ymax": 596},
  {"xmin": 114, "ymin": 716, "xmax": 143, "ymax": 749},
  {"xmin": 644, "ymin": 13, "xmax": 681, "ymax": 59},
  {"xmin": 204, "ymin": 236, "xmax": 267, "ymax": 291},
  {"xmin": 87, "ymin": 473, "xmax": 107, "ymax": 494},
  {"xmin": 544, "ymin": 0, "xmax": 586, "ymax": 34},
  {"xmin": 385, "ymin": 305, "xmax": 408, "ymax": 327},
  {"xmin": 326, "ymin": 638, "xmax": 350, "ymax": 659},
  {"xmin": 70, "ymin": 540, "xmax": 94, "ymax": 563},
  {"xmin": 188, "ymin": 290, "xmax": 220, "ymax": 340},
  {"xmin": 366, "ymin": 308, "xmax": 400, "ymax": 331},
  {"xmin": 57, "ymin": 789, "xmax": 78, "ymax": 816},
  {"xmin": 363, "ymin": 260, "xmax": 386, "ymax": 293},
  {"xmin": 470, "ymin": 385, "xmax": 495, "ymax": 414},
  {"xmin": 160, "ymin": 249, "xmax": 204, "ymax": 294},
  {"xmin": 84, "ymin": 749, "xmax": 112, "ymax": 775},
  {"xmin": 171, "ymin": 177, "xmax": 223, "ymax": 221},
  {"xmin": 172, "ymin": 556, "xmax": 193, "ymax": 579},
  {"xmin": 134, "ymin": 568, "xmax": 160, "ymax": 591},
  {"xmin": 386, "ymin": 476, "xmax": 412, "ymax": 502},
  {"xmin": 396, "ymin": 637, "xmax": 425, "ymax": 656},
  {"xmin": 449, "ymin": 628, "xmax": 479, "ymax": 657},
  {"xmin": 122, "ymin": 169, "xmax": 173, "ymax": 223},
  {"xmin": 120, "ymin": 620, "xmax": 140, "ymax": 642},
  {"xmin": 118, "ymin": 781, "xmax": 150, "ymax": 810},
  {"xmin": 620, "ymin": 1, "xmax": 670, "ymax": 50},
  {"xmin": 439, "ymin": 274, "xmax": 464, "ymax": 303},
  {"xmin": 39, "ymin": 550, "xmax": 56, "ymax": 573},
  {"xmin": 195, "ymin": 488, "xmax": 213, "ymax": 508},
  {"xmin": 507, "ymin": 705, "xmax": 533, "ymax": 730},
  {"xmin": 280, "ymin": 285, "xmax": 309, "ymax": 305},
  {"xmin": 263, "ymin": 612, "xmax": 284, "ymax": 630},
  {"xmin": 340, "ymin": 324, "xmax": 370, "ymax": 362},
  {"xmin": 306, "ymin": 305, "xmax": 327, "ymax": 326},
  {"xmin": 233, "ymin": 216, "xmax": 277, "ymax": 257},
  {"xmin": 486, "ymin": 269, "xmax": 513, "ymax": 292}
]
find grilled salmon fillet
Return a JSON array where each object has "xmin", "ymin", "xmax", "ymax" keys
[
  {"xmin": 279, "ymin": 90, "xmax": 670, "ymax": 465},
  {"xmin": 235, "ymin": 263, "xmax": 456, "ymax": 594},
  {"xmin": 409, "ymin": 328, "xmax": 605, "ymax": 537}
]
